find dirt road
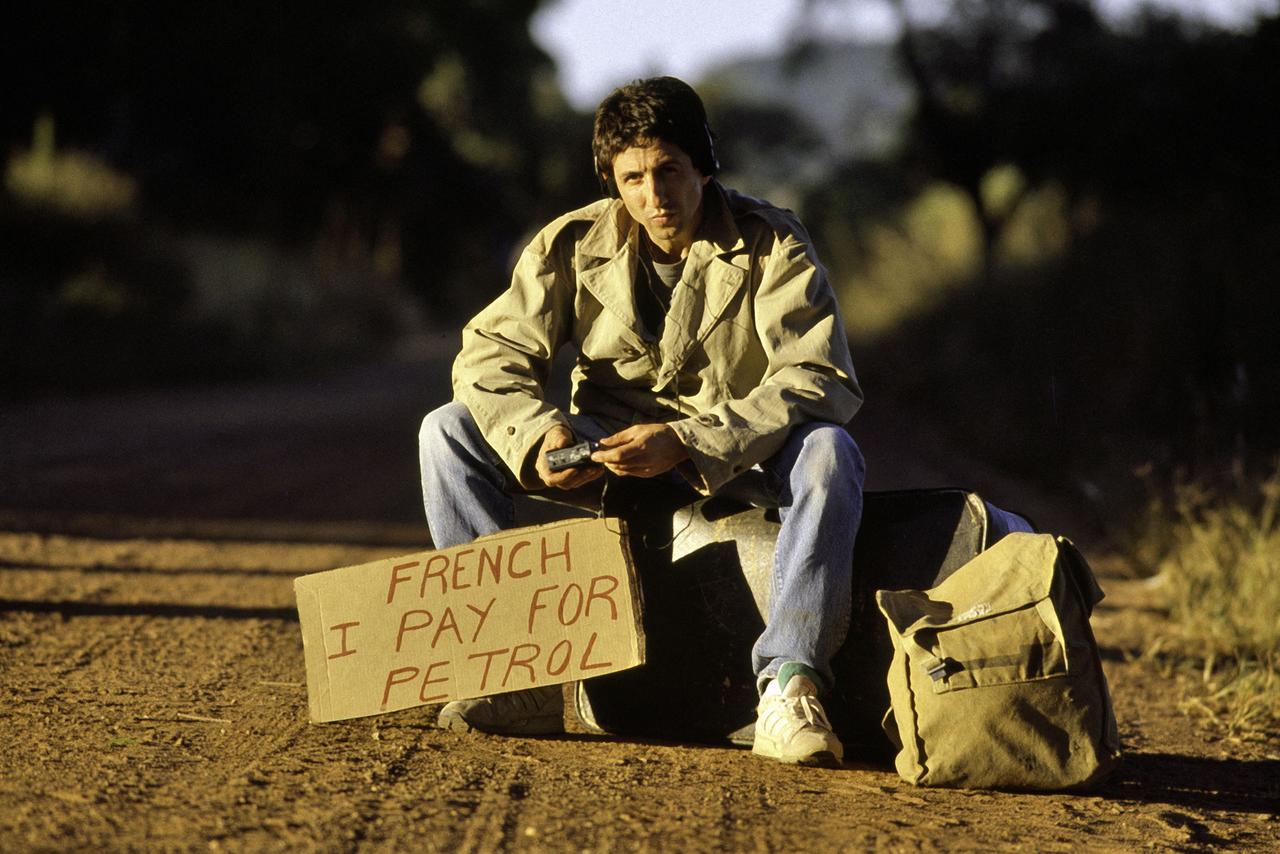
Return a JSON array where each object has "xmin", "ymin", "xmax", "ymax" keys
[{"xmin": 2, "ymin": 340, "xmax": 1276, "ymax": 851}]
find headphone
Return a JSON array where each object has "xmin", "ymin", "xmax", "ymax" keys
[{"xmin": 596, "ymin": 123, "xmax": 720, "ymax": 199}]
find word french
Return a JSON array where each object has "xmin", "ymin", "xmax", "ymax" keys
[{"xmin": 386, "ymin": 530, "xmax": 573, "ymax": 603}]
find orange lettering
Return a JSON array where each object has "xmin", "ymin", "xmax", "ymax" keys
[
  {"xmin": 327, "ymin": 621, "xmax": 360, "ymax": 659},
  {"xmin": 381, "ymin": 666, "xmax": 419, "ymax": 710},
  {"xmin": 394, "ymin": 609, "xmax": 432, "ymax": 653},
  {"xmin": 418, "ymin": 660, "xmax": 452, "ymax": 703},
  {"xmin": 431, "ymin": 606, "xmax": 464, "ymax": 648},
  {"xmin": 546, "ymin": 639, "xmax": 572, "ymax": 676},
  {"xmin": 387, "ymin": 562, "xmax": 418, "ymax": 604},
  {"xmin": 527, "ymin": 585, "xmax": 557, "ymax": 633},
  {"xmin": 503, "ymin": 643, "xmax": 541, "ymax": 687},
  {"xmin": 466, "ymin": 597, "xmax": 496, "ymax": 643},
  {"xmin": 507, "ymin": 540, "xmax": 532, "ymax": 578},
  {"xmin": 586, "ymin": 574, "xmax": 620, "ymax": 621},
  {"xmin": 467, "ymin": 648, "xmax": 509, "ymax": 692},
  {"xmin": 579, "ymin": 631, "xmax": 612, "ymax": 671},
  {"xmin": 540, "ymin": 530, "xmax": 572, "ymax": 575},
  {"xmin": 557, "ymin": 583, "xmax": 584, "ymax": 626},
  {"xmin": 420, "ymin": 554, "xmax": 449, "ymax": 598},
  {"xmin": 477, "ymin": 544, "xmax": 503, "ymax": 586},
  {"xmin": 451, "ymin": 548, "xmax": 475, "ymax": 591}
]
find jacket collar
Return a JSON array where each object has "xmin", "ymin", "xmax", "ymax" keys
[
  {"xmin": 575, "ymin": 202, "xmax": 644, "ymax": 346},
  {"xmin": 696, "ymin": 180, "xmax": 747, "ymax": 258},
  {"xmin": 574, "ymin": 181, "xmax": 750, "ymax": 375},
  {"xmin": 657, "ymin": 184, "xmax": 748, "ymax": 385}
]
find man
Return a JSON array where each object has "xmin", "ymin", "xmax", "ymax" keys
[{"xmin": 418, "ymin": 77, "xmax": 864, "ymax": 767}]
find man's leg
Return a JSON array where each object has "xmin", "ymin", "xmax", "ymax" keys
[
  {"xmin": 749, "ymin": 422, "xmax": 865, "ymax": 766},
  {"xmin": 417, "ymin": 401, "xmax": 563, "ymax": 734},
  {"xmin": 419, "ymin": 401, "xmax": 517, "ymax": 548}
]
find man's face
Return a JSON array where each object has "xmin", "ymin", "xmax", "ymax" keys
[{"xmin": 609, "ymin": 138, "xmax": 711, "ymax": 261}]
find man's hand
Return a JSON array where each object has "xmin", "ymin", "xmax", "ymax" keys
[
  {"xmin": 592, "ymin": 423, "xmax": 689, "ymax": 478},
  {"xmin": 535, "ymin": 425, "xmax": 605, "ymax": 490}
]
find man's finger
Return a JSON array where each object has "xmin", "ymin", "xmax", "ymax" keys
[
  {"xmin": 553, "ymin": 465, "xmax": 603, "ymax": 490},
  {"xmin": 541, "ymin": 425, "xmax": 576, "ymax": 452},
  {"xmin": 593, "ymin": 441, "xmax": 641, "ymax": 463},
  {"xmin": 602, "ymin": 461, "xmax": 648, "ymax": 477},
  {"xmin": 534, "ymin": 425, "xmax": 581, "ymax": 487}
]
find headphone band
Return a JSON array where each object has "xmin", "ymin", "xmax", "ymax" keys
[{"xmin": 703, "ymin": 122, "xmax": 720, "ymax": 173}]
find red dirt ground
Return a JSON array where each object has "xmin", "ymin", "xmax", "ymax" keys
[{"xmin": 2, "ymin": 339, "xmax": 1276, "ymax": 851}]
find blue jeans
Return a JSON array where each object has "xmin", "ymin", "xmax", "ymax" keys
[{"xmin": 418, "ymin": 401, "xmax": 865, "ymax": 691}]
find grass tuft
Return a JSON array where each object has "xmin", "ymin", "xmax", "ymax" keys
[{"xmin": 1137, "ymin": 466, "xmax": 1280, "ymax": 740}]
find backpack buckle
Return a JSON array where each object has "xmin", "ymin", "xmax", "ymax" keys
[{"xmin": 925, "ymin": 659, "xmax": 951, "ymax": 682}]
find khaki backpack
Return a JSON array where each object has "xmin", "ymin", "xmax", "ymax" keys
[{"xmin": 876, "ymin": 533, "xmax": 1121, "ymax": 790}]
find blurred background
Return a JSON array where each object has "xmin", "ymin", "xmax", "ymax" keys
[{"xmin": 3, "ymin": 0, "xmax": 1279, "ymax": 526}]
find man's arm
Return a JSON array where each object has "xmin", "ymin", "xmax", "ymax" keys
[{"xmin": 452, "ymin": 231, "xmax": 578, "ymax": 490}]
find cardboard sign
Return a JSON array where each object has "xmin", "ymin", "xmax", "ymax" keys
[{"xmin": 294, "ymin": 517, "xmax": 644, "ymax": 722}]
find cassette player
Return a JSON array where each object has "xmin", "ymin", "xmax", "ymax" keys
[{"xmin": 545, "ymin": 440, "xmax": 601, "ymax": 473}]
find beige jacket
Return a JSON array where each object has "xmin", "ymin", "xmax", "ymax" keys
[{"xmin": 452, "ymin": 182, "xmax": 862, "ymax": 495}]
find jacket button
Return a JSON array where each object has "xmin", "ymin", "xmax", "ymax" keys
[{"xmin": 506, "ymin": 426, "xmax": 516, "ymax": 435}]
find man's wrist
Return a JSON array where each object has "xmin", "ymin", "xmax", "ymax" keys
[
  {"xmin": 523, "ymin": 422, "xmax": 570, "ymax": 484},
  {"xmin": 660, "ymin": 423, "xmax": 690, "ymax": 463}
]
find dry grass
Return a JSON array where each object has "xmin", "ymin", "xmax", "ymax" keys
[{"xmin": 1136, "ymin": 467, "xmax": 1280, "ymax": 740}]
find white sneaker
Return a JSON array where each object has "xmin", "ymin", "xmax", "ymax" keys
[
  {"xmin": 437, "ymin": 686, "xmax": 564, "ymax": 735},
  {"xmin": 752, "ymin": 674, "xmax": 844, "ymax": 767}
]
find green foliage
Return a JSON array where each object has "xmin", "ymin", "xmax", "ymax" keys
[
  {"xmin": 5, "ymin": 114, "xmax": 138, "ymax": 218},
  {"xmin": 831, "ymin": 181, "xmax": 982, "ymax": 338},
  {"xmin": 808, "ymin": 164, "xmax": 1072, "ymax": 341}
]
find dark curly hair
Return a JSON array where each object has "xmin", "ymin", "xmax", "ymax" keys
[{"xmin": 592, "ymin": 76, "xmax": 719, "ymax": 194}]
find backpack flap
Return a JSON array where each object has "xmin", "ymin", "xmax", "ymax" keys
[{"xmin": 879, "ymin": 534, "xmax": 1072, "ymax": 693}]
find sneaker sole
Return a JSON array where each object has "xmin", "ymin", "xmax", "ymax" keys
[{"xmin": 751, "ymin": 742, "xmax": 844, "ymax": 768}]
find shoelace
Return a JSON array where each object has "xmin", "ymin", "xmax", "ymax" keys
[
  {"xmin": 795, "ymin": 695, "xmax": 832, "ymax": 730},
  {"xmin": 768, "ymin": 694, "xmax": 832, "ymax": 734}
]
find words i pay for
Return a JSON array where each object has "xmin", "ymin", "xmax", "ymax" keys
[{"xmin": 330, "ymin": 571, "xmax": 623, "ymax": 658}]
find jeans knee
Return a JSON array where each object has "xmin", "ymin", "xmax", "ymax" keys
[
  {"xmin": 419, "ymin": 401, "xmax": 474, "ymax": 458},
  {"xmin": 796, "ymin": 425, "xmax": 865, "ymax": 490}
]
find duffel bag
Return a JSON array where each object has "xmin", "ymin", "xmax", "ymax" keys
[{"xmin": 876, "ymin": 533, "xmax": 1121, "ymax": 790}]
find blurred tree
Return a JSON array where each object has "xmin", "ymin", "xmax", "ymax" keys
[
  {"xmin": 891, "ymin": 0, "xmax": 1083, "ymax": 283},
  {"xmin": 703, "ymin": 97, "xmax": 826, "ymax": 201},
  {"xmin": 1, "ymin": 1, "xmax": 580, "ymax": 322},
  {"xmin": 786, "ymin": 0, "xmax": 1280, "ymax": 492}
]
